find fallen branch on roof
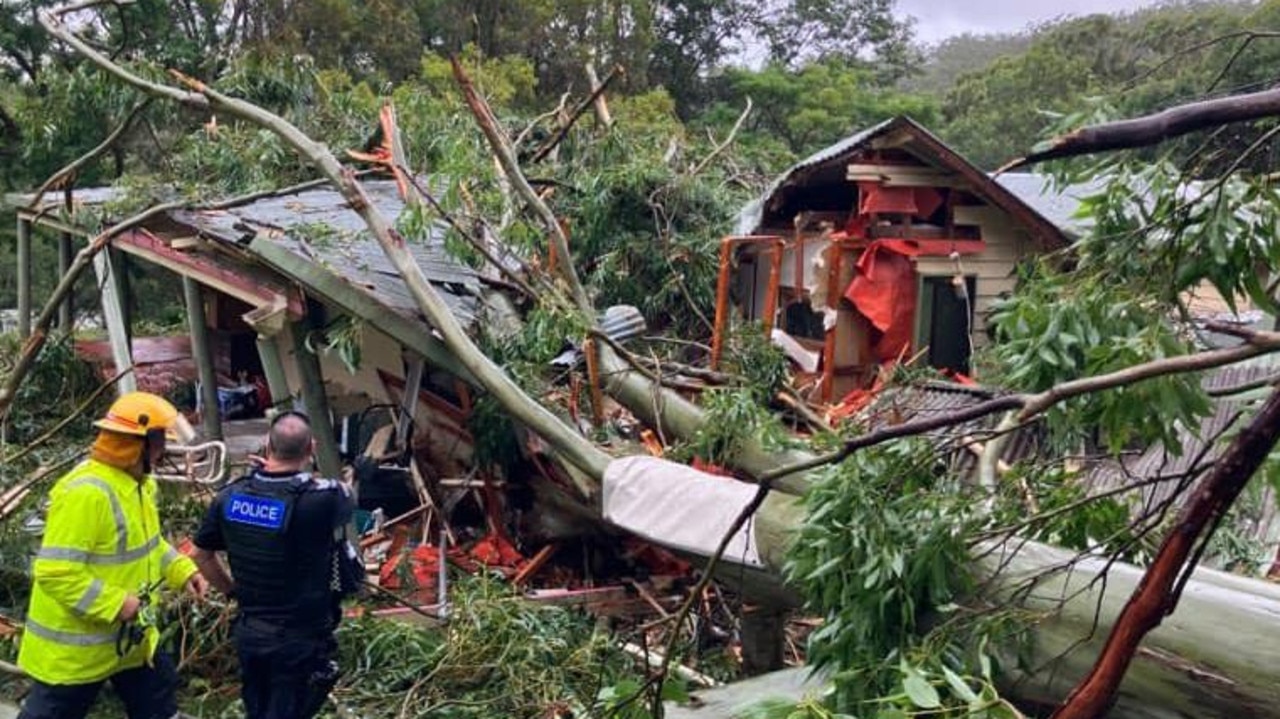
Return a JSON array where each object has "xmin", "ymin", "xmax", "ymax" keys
[
  {"xmin": 1, "ymin": 173, "xmax": 347, "ymax": 418},
  {"xmin": 41, "ymin": 4, "xmax": 611, "ymax": 488},
  {"xmin": 451, "ymin": 57, "xmax": 593, "ymax": 315},
  {"xmin": 999, "ymin": 86, "xmax": 1280, "ymax": 171}
]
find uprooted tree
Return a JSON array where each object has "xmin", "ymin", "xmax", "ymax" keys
[{"xmin": 11, "ymin": 2, "xmax": 1280, "ymax": 718}]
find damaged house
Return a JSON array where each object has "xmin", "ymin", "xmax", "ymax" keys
[{"xmin": 717, "ymin": 116, "xmax": 1068, "ymax": 404}]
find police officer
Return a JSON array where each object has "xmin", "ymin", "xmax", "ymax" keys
[
  {"xmin": 18, "ymin": 391, "xmax": 209, "ymax": 719},
  {"xmin": 190, "ymin": 410, "xmax": 355, "ymax": 719}
]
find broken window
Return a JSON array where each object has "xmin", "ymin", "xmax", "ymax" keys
[{"xmin": 917, "ymin": 275, "xmax": 976, "ymax": 374}]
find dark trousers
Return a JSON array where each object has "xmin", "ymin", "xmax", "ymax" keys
[
  {"xmin": 18, "ymin": 650, "xmax": 178, "ymax": 719},
  {"xmin": 234, "ymin": 615, "xmax": 338, "ymax": 719}
]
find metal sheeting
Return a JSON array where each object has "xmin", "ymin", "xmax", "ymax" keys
[
  {"xmin": 169, "ymin": 180, "xmax": 480, "ymax": 326},
  {"xmin": 735, "ymin": 120, "xmax": 892, "ymax": 235},
  {"xmin": 1084, "ymin": 356, "xmax": 1280, "ymax": 494},
  {"xmin": 857, "ymin": 381, "xmax": 1042, "ymax": 477},
  {"xmin": 991, "ymin": 172, "xmax": 1105, "ymax": 237}
]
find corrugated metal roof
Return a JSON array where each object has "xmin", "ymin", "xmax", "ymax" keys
[
  {"xmin": 991, "ymin": 172, "xmax": 1105, "ymax": 236},
  {"xmin": 1082, "ymin": 356, "xmax": 1280, "ymax": 535},
  {"xmin": 4, "ymin": 186, "xmax": 128, "ymax": 211},
  {"xmin": 170, "ymin": 179, "xmax": 480, "ymax": 326},
  {"xmin": 735, "ymin": 120, "xmax": 894, "ymax": 235},
  {"xmin": 858, "ymin": 381, "xmax": 1043, "ymax": 476}
]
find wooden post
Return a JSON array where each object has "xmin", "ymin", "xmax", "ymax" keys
[
  {"xmin": 763, "ymin": 240, "xmax": 784, "ymax": 335},
  {"xmin": 183, "ymin": 277, "xmax": 222, "ymax": 440},
  {"xmin": 583, "ymin": 337, "xmax": 604, "ymax": 426},
  {"xmin": 16, "ymin": 218, "xmax": 31, "ymax": 339},
  {"xmin": 820, "ymin": 243, "xmax": 842, "ymax": 403},
  {"xmin": 58, "ymin": 232, "xmax": 74, "ymax": 331},
  {"xmin": 290, "ymin": 320, "xmax": 342, "ymax": 478},
  {"xmin": 740, "ymin": 604, "xmax": 786, "ymax": 676},
  {"xmin": 710, "ymin": 238, "xmax": 734, "ymax": 370},
  {"xmin": 255, "ymin": 333, "xmax": 290, "ymax": 412},
  {"xmin": 92, "ymin": 249, "xmax": 137, "ymax": 394}
]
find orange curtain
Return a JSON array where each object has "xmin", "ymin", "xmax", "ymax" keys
[{"xmin": 843, "ymin": 240, "xmax": 920, "ymax": 362}]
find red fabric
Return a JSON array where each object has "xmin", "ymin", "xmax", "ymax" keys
[
  {"xmin": 469, "ymin": 533, "xmax": 524, "ymax": 568},
  {"xmin": 913, "ymin": 188, "xmax": 944, "ymax": 219},
  {"xmin": 844, "ymin": 240, "xmax": 920, "ymax": 362},
  {"xmin": 826, "ymin": 375, "xmax": 887, "ymax": 424},
  {"xmin": 859, "ymin": 183, "xmax": 917, "ymax": 215}
]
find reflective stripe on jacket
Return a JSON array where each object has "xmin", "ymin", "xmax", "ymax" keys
[{"xmin": 17, "ymin": 458, "xmax": 198, "ymax": 684}]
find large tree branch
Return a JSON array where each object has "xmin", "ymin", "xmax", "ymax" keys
[
  {"xmin": 1051, "ymin": 386, "xmax": 1280, "ymax": 719},
  {"xmin": 999, "ymin": 86, "xmax": 1280, "ymax": 171},
  {"xmin": 449, "ymin": 57, "xmax": 594, "ymax": 316}
]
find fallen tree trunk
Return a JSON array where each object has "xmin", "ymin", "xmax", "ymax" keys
[
  {"xmin": 604, "ymin": 457, "xmax": 1280, "ymax": 718},
  {"xmin": 988, "ymin": 540, "xmax": 1280, "ymax": 719}
]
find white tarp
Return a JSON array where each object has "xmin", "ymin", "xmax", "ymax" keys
[{"xmin": 602, "ymin": 455, "xmax": 764, "ymax": 568}]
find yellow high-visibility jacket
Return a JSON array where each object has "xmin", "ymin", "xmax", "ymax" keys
[{"xmin": 17, "ymin": 458, "xmax": 197, "ymax": 684}]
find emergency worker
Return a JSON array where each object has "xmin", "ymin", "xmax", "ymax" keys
[
  {"xmin": 191, "ymin": 410, "xmax": 356, "ymax": 719},
  {"xmin": 17, "ymin": 391, "xmax": 209, "ymax": 719}
]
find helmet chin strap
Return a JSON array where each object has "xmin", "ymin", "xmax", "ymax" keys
[{"xmin": 142, "ymin": 429, "xmax": 165, "ymax": 475}]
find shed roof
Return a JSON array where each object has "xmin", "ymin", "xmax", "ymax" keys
[
  {"xmin": 735, "ymin": 116, "xmax": 1069, "ymax": 249},
  {"xmin": 169, "ymin": 180, "xmax": 480, "ymax": 326},
  {"xmin": 10, "ymin": 178, "xmax": 482, "ymax": 329}
]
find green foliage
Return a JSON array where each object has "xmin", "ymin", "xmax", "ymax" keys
[
  {"xmin": 0, "ymin": 333, "xmax": 104, "ymax": 445},
  {"xmin": 986, "ymin": 260, "xmax": 1210, "ymax": 453},
  {"xmin": 721, "ymin": 60, "xmax": 939, "ymax": 155},
  {"xmin": 720, "ymin": 323, "xmax": 791, "ymax": 403},
  {"xmin": 1068, "ymin": 159, "xmax": 1280, "ymax": 313},
  {"xmin": 677, "ymin": 388, "xmax": 790, "ymax": 466},
  {"xmin": 785, "ymin": 440, "xmax": 982, "ymax": 712},
  {"xmin": 987, "ymin": 149, "xmax": 1280, "ymax": 454},
  {"xmin": 332, "ymin": 574, "xmax": 646, "ymax": 718},
  {"xmin": 304, "ymin": 315, "xmax": 364, "ymax": 374},
  {"xmin": 420, "ymin": 49, "xmax": 540, "ymax": 110},
  {"xmin": 166, "ymin": 573, "xmax": 653, "ymax": 717},
  {"xmin": 990, "ymin": 463, "xmax": 1144, "ymax": 561},
  {"xmin": 570, "ymin": 132, "xmax": 740, "ymax": 337}
]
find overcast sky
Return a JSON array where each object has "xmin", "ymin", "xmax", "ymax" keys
[{"xmin": 896, "ymin": 0, "xmax": 1168, "ymax": 44}]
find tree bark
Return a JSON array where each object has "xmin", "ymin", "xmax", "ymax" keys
[
  {"xmin": 1050, "ymin": 386, "xmax": 1280, "ymax": 719},
  {"xmin": 1000, "ymin": 86, "xmax": 1280, "ymax": 171}
]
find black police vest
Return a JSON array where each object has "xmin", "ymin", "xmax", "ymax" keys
[{"xmin": 219, "ymin": 472, "xmax": 335, "ymax": 624}]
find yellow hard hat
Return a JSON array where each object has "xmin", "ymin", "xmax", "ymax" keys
[{"xmin": 94, "ymin": 391, "xmax": 194, "ymax": 442}]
